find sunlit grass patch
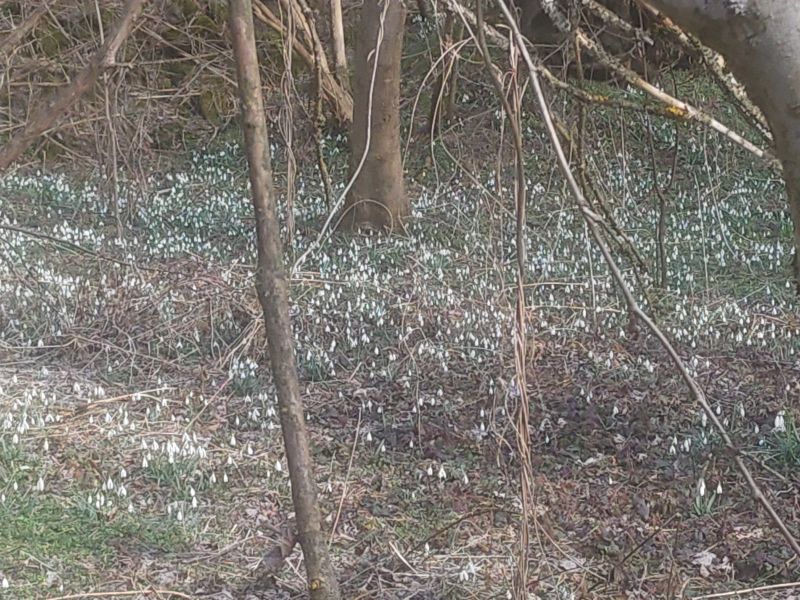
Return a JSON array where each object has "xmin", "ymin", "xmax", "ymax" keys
[{"xmin": 0, "ymin": 492, "xmax": 192, "ymax": 591}]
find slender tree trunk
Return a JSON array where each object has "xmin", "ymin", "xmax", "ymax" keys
[
  {"xmin": 252, "ymin": 0, "xmax": 353, "ymax": 123},
  {"xmin": 445, "ymin": 21, "xmax": 463, "ymax": 118},
  {"xmin": 329, "ymin": 0, "xmax": 349, "ymax": 89},
  {"xmin": 643, "ymin": 0, "xmax": 800, "ymax": 285},
  {"xmin": 228, "ymin": 1, "xmax": 342, "ymax": 598},
  {"xmin": 343, "ymin": 0, "xmax": 408, "ymax": 230},
  {"xmin": 0, "ymin": 0, "xmax": 147, "ymax": 172},
  {"xmin": 427, "ymin": 11, "xmax": 456, "ymax": 135}
]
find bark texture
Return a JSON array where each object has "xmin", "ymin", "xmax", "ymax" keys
[
  {"xmin": 329, "ymin": 0, "xmax": 349, "ymax": 89},
  {"xmin": 645, "ymin": 0, "xmax": 800, "ymax": 284},
  {"xmin": 0, "ymin": 0, "xmax": 147, "ymax": 172},
  {"xmin": 228, "ymin": 1, "xmax": 342, "ymax": 598},
  {"xmin": 343, "ymin": 0, "xmax": 408, "ymax": 230}
]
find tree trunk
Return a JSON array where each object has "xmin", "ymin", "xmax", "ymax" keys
[
  {"xmin": 228, "ymin": 1, "xmax": 342, "ymax": 598},
  {"xmin": 427, "ymin": 11, "xmax": 456, "ymax": 135},
  {"xmin": 643, "ymin": 0, "xmax": 800, "ymax": 285},
  {"xmin": 343, "ymin": 0, "xmax": 407, "ymax": 230},
  {"xmin": 329, "ymin": 0, "xmax": 349, "ymax": 89}
]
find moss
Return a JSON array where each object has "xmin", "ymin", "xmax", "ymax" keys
[
  {"xmin": 164, "ymin": 61, "xmax": 195, "ymax": 85},
  {"xmin": 197, "ymin": 77, "xmax": 234, "ymax": 125},
  {"xmin": 36, "ymin": 22, "xmax": 69, "ymax": 57}
]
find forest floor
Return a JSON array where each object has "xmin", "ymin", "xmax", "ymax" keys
[{"xmin": 2, "ymin": 97, "xmax": 800, "ymax": 600}]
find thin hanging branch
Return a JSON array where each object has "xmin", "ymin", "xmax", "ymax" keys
[
  {"xmin": 491, "ymin": 0, "xmax": 800, "ymax": 562},
  {"xmin": 474, "ymin": 0, "xmax": 534, "ymax": 594},
  {"xmin": 279, "ymin": 0, "xmax": 297, "ymax": 245}
]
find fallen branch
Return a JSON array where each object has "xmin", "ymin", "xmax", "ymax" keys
[
  {"xmin": 634, "ymin": 0, "xmax": 771, "ymax": 142},
  {"xmin": 0, "ymin": 0, "xmax": 148, "ymax": 172},
  {"xmin": 44, "ymin": 590, "xmax": 191, "ymax": 600},
  {"xmin": 0, "ymin": 2, "xmax": 55, "ymax": 57},
  {"xmin": 574, "ymin": 30, "xmax": 780, "ymax": 170},
  {"xmin": 252, "ymin": 0, "xmax": 352, "ymax": 123}
]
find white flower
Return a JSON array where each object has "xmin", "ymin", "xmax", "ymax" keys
[
  {"xmin": 774, "ymin": 411, "xmax": 786, "ymax": 433},
  {"xmin": 697, "ymin": 478, "xmax": 706, "ymax": 498}
]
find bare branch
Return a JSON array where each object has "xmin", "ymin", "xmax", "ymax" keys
[
  {"xmin": 492, "ymin": 0, "xmax": 800, "ymax": 562},
  {"xmin": 0, "ymin": 0, "xmax": 148, "ymax": 172}
]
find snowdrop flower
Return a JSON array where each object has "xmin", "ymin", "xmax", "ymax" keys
[{"xmin": 774, "ymin": 411, "xmax": 786, "ymax": 433}]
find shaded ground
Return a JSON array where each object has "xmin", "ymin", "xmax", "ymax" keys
[{"xmin": 2, "ymin": 91, "xmax": 800, "ymax": 599}]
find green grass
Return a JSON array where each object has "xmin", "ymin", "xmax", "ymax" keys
[
  {"xmin": 770, "ymin": 414, "xmax": 800, "ymax": 469},
  {"xmin": 0, "ymin": 494, "xmax": 191, "ymax": 589}
]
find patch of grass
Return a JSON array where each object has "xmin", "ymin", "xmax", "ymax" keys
[
  {"xmin": 142, "ymin": 456, "xmax": 203, "ymax": 499},
  {"xmin": 0, "ymin": 493, "xmax": 191, "ymax": 586},
  {"xmin": 770, "ymin": 413, "xmax": 800, "ymax": 468},
  {"xmin": 0, "ymin": 440, "xmax": 38, "ymax": 492}
]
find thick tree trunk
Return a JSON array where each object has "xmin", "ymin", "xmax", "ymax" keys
[
  {"xmin": 644, "ymin": 0, "xmax": 800, "ymax": 284},
  {"xmin": 343, "ymin": 0, "xmax": 407, "ymax": 230},
  {"xmin": 228, "ymin": 1, "xmax": 342, "ymax": 598}
]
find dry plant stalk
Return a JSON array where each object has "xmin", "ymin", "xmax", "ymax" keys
[
  {"xmin": 474, "ymin": 0, "xmax": 534, "ymax": 594},
  {"xmin": 0, "ymin": 0, "xmax": 148, "ymax": 172},
  {"xmin": 229, "ymin": 0, "xmax": 343, "ymax": 597},
  {"xmin": 491, "ymin": 0, "xmax": 800, "ymax": 562},
  {"xmin": 252, "ymin": 0, "xmax": 353, "ymax": 123}
]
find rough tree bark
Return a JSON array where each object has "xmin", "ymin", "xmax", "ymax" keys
[
  {"xmin": 342, "ymin": 0, "xmax": 408, "ymax": 230},
  {"xmin": 642, "ymin": 0, "xmax": 800, "ymax": 285},
  {"xmin": 228, "ymin": 1, "xmax": 342, "ymax": 598},
  {"xmin": 0, "ymin": 0, "xmax": 147, "ymax": 172},
  {"xmin": 329, "ymin": 0, "xmax": 349, "ymax": 89}
]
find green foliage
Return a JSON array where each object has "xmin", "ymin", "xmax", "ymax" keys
[
  {"xmin": 770, "ymin": 413, "xmax": 800, "ymax": 468},
  {"xmin": 0, "ymin": 494, "xmax": 191, "ymax": 586}
]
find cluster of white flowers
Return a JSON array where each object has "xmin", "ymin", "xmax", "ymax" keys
[{"xmin": 1, "ymin": 117, "xmax": 799, "ymax": 595}]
